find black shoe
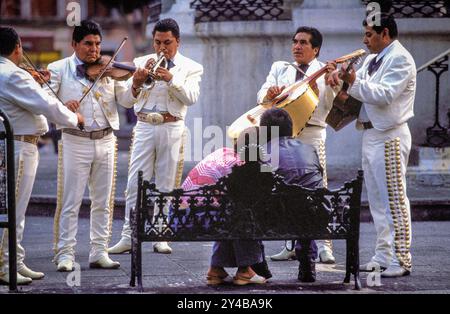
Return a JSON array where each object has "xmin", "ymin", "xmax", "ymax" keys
[
  {"xmin": 298, "ymin": 262, "xmax": 316, "ymax": 283},
  {"xmin": 250, "ymin": 260, "xmax": 273, "ymax": 279}
]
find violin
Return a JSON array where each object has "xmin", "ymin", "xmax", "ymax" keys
[
  {"xmin": 84, "ymin": 55, "xmax": 136, "ymax": 82},
  {"xmin": 20, "ymin": 63, "xmax": 51, "ymax": 85},
  {"xmin": 84, "ymin": 54, "xmax": 165, "ymax": 86}
]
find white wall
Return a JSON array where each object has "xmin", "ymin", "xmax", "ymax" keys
[{"xmin": 155, "ymin": 0, "xmax": 450, "ymax": 167}]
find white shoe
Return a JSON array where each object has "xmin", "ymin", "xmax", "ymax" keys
[
  {"xmin": 359, "ymin": 261, "xmax": 387, "ymax": 272},
  {"xmin": 108, "ymin": 239, "xmax": 131, "ymax": 254},
  {"xmin": 381, "ymin": 265, "xmax": 410, "ymax": 278},
  {"xmin": 0, "ymin": 272, "xmax": 32, "ymax": 285},
  {"xmin": 89, "ymin": 256, "xmax": 120, "ymax": 269},
  {"xmin": 270, "ymin": 247, "xmax": 296, "ymax": 261},
  {"xmin": 318, "ymin": 250, "xmax": 336, "ymax": 264},
  {"xmin": 153, "ymin": 242, "xmax": 172, "ymax": 254},
  {"xmin": 18, "ymin": 265, "xmax": 45, "ymax": 280},
  {"xmin": 57, "ymin": 259, "xmax": 74, "ymax": 272}
]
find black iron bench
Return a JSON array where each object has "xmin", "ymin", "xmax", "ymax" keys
[{"xmin": 130, "ymin": 163, "xmax": 363, "ymax": 292}]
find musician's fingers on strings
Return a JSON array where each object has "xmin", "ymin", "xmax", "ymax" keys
[
  {"xmin": 325, "ymin": 61, "xmax": 337, "ymax": 73},
  {"xmin": 326, "ymin": 70, "xmax": 341, "ymax": 87}
]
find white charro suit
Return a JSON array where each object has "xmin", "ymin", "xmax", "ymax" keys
[
  {"xmin": 257, "ymin": 58, "xmax": 337, "ymax": 255},
  {"xmin": 348, "ymin": 40, "xmax": 415, "ymax": 270},
  {"xmin": 0, "ymin": 56, "xmax": 78, "ymax": 275},
  {"xmin": 46, "ymin": 54, "xmax": 135, "ymax": 264},
  {"xmin": 118, "ymin": 51, "xmax": 203, "ymax": 243}
]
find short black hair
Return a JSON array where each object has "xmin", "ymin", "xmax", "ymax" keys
[
  {"xmin": 260, "ymin": 108, "xmax": 293, "ymax": 140},
  {"xmin": 72, "ymin": 20, "xmax": 102, "ymax": 43},
  {"xmin": 235, "ymin": 127, "xmax": 266, "ymax": 163},
  {"xmin": 363, "ymin": 13, "xmax": 398, "ymax": 39},
  {"xmin": 0, "ymin": 27, "xmax": 20, "ymax": 56},
  {"xmin": 152, "ymin": 18, "xmax": 180, "ymax": 39},
  {"xmin": 293, "ymin": 26, "xmax": 323, "ymax": 57}
]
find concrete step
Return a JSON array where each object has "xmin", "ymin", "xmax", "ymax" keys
[{"xmin": 26, "ymin": 194, "xmax": 450, "ymax": 222}]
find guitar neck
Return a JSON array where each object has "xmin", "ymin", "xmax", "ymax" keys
[
  {"xmin": 305, "ymin": 67, "xmax": 328, "ymax": 85},
  {"xmin": 304, "ymin": 52, "xmax": 362, "ymax": 87}
]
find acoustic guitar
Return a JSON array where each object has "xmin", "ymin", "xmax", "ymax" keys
[
  {"xmin": 325, "ymin": 53, "xmax": 366, "ymax": 131},
  {"xmin": 227, "ymin": 49, "xmax": 366, "ymax": 139}
]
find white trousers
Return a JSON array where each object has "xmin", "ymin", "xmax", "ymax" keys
[
  {"xmin": 0, "ymin": 140, "xmax": 39, "ymax": 274},
  {"xmin": 120, "ymin": 120, "xmax": 186, "ymax": 242},
  {"xmin": 297, "ymin": 126, "xmax": 332, "ymax": 254},
  {"xmin": 362, "ymin": 123, "xmax": 412, "ymax": 269},
  {"xmin": 53, "ymin": 132, "xmax": 117, "ymax": 263}
]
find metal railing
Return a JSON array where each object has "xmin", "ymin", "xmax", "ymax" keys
[
  {"xmin": 0, "ymin": 109, "xmax": 17, "ymax": 291},
  {"xmin": 362, "ymin": 0, "xmax": 450, "ymax": 18},
  {"xmin": 190, "ymin": 0, "xmax": 289, "ymax": 23},
  {"xmin": 417, "ymin": 49, "xmax": 450, "ymax": 147}
]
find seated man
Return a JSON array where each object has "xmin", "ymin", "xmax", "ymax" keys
[
  {"xmin": 260, "ymin": 108, "xmax": 324, "ymax": 282},
  {"xmin": 179, "ymin": 127, "xmax": 270, "ymax": 285}
]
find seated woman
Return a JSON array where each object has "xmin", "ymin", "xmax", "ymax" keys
[{"xmin": 179, "ymin": 127, "xmax": 269, "ymax": 285}]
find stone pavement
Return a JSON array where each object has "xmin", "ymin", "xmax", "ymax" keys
[{"xmin": 1, "ymin": 217, "xmax": 450, "ymax": 294}]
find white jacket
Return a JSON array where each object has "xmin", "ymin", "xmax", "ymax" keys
[
  {"xmin": 0, "ymin": 57, "xmax": 78, "ymax": 135},
  {"xmin": 133, "ymin": 52, "xmax": 203, "ymax": 119},
  {"xmin": 349, "ymin": 40, "xmax": 416, "ymax": 131},
  {"xmin": 257, "ymin": 58, "xmax": 337, "ymax": 128},
  {"xmin": 46, "ymin": 54, "xmax": 135, "ymax": 130}
]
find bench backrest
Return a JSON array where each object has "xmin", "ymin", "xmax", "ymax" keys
[{"xmin": 132, "ymin": 164, "xmax": 363, "ymax": 242}]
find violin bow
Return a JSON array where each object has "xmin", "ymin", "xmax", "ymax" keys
[
  {"xmin": 22, "ymin": 51, "xmax": 64, "ymax": 105},
  {"xmin": 22, "ymin": 51, "xmax": 85, "ymax": 130},
  {"xmin": 78, "ymin": 37, "xmax": 128, "ymax": 104}
]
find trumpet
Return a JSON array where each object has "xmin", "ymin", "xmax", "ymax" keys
[{"xmin": 144, "ymin": 53, "xmax": 167, "ymax": 89}]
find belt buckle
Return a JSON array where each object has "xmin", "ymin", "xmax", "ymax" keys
[
  {"xmin": 146, "ymin": 112, "xmax": 164, "ymax": 125},
  {"xmin": 90, "ymin": 130, "xmax": 103, "ymax": 140}
]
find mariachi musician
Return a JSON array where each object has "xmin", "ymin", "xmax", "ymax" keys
[
  {"xmin": 257, "ymin": 26, "xmax": 338, "ymax": 264},
  {"xmin": 45, "ymin": 20, "xmax": 137, "ymax": 272},
  {"xmin": 108, "ymin": 18, "xmax": 204, "ymax": 256},
  {"xmin": 327, "ymin": 14, "xmax": 415, "ymax": 278},
  {"xmin": 0, "ymin": 26, "xmax": 83, "ymax": 285}
]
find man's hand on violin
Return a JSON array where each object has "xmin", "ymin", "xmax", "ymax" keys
[
  {"xmin": 65, "ymin": 100, "xmax": 80, "ymax": 113},
  {"xmin": 30, "ymin": 69, "xmax": 51, "ymax": 86},
  {"xmin": 266, "ymin": 86, "xmax": 285, "ymax": 101}
]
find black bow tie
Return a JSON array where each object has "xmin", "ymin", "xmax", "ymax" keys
[
  {"xmin": 295, "ymin": 64, "xmax": 309, "ymax": 82},
  {"xmin": 167, "ymin": 59, "xmax": 175, "ymax": 70},
  {"xmin": 368, "ymin": 56, "xmax": 383, "ymax": 76},
  {"xmin": 76, "ymin": 63, "xmax": 87, "ymax": 79}
]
